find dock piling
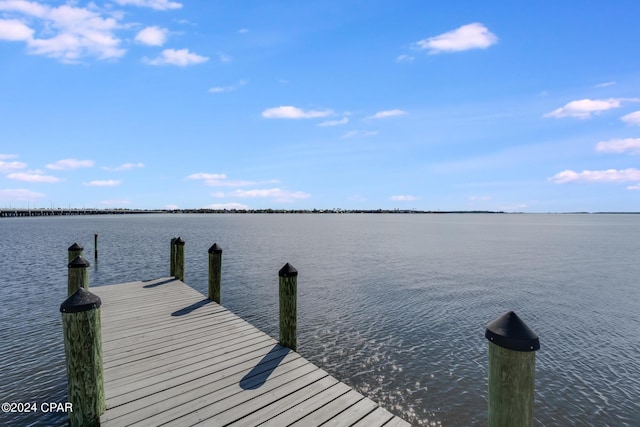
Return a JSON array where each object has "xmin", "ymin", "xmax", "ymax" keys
[
  {"xmin": 278, "ymin": 263, "xmax": 298, "ymax": 351},
  {"xmin": 170, "ymin": 237, "xmax": 177, "ymax": 276},
  {"xmin": 68, "ymin": 243, "xmax": 83, "ymax": 262},
  {"xmin": 174, "ymin": 237, "xmax": 185, "ymax": 281},
  {"xmin": 208, "ymin": 243, "xmax": 223, "ymax": 303},
  {"xmin": 485, "ymin": 311, "xmax": 540, "ymax": 427},
  {"xmin": 68, "ymin": 256, "xmax": 90, "ymax": 296},
  {"xmin": 94, "ymin": 233, "xmax": 98, "ymax": 260},
  {"xmin": 60, "ymin": 288, "xmax": 105, "ymax": 427}
]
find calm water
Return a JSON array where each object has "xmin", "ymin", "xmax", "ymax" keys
[{"xmin": 0, "ymin": 214, "xmax": 639, "ymax": 426}]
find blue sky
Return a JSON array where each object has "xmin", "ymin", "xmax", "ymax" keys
[{"xmin": 1, "ymin": 0, "xmax": 639, "ymax": 212}]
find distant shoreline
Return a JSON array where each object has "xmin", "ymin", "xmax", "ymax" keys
[{"xmin": 2, "ymin": 208, "xmax": 640, "ymax": 218}]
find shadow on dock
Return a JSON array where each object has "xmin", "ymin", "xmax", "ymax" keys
[
  {"xmin": 143, "ymin": 278, "xmax": 178, "ymax": 288},
  {"xmin": 240, "ymin": 344, "xmax": 291, "ymax": 390},
  {"xmin": 171, "ymin": 298, "xmax": 213, "ymax": 316}
]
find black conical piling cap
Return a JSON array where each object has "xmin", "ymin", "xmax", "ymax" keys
[
  {"xmin": 68, "ymin": 256, "xmax": 90, "ymax": 268},
  {"xmin": 68, "ymin": 242, "xmax": 83, "ymax": 251},
  {"xmin": 175, "ymin": 237, "xmax": 185, "ymax": 245},
  {"xmin": 208, "ymin": 243, "xmax": 223, "ymax": 254},
  {"xmin": 485, "ymin": 311, "xmax": 540, "ymax": 352},
  {"xmin": 279, "ymin": 263, "xmax": 298, "ymax": 277},
  {"xmin": 60, "ymin": 288, "xmax": 101, "ymax": 313}
]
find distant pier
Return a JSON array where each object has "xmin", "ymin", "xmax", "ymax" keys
[{"xmin": 0, "ymin": 208, "xmax": 164, "ymax": 217}]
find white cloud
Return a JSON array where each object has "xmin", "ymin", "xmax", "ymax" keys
[
  {"xmin": 135, "ymin": 26, "xmax": 168, "ymax": 46},
  {"xmin": 83, "ymin": 180, "xmax": 122, "ymax": 186},
  {"xmin": 208, "ymin": 80, "xmax": 246, "ymax": 94},
  {"xmin": 0, "ymin": 188, "xmax": 44, "ymax": 201},
  {"xmin": 0, "ymin": 154, "xmax": 18, "ymax": 159},
  {"xmin": 188, "ymin": 173, "xmax": 278, "ymax": 187},
  {"xmin": 113, "ymin": 0, "xmax": 182, "ymax": 10},
  {"xmin": 204, "ymin": 202, "xmax": 249, "ymax": 210},
  {"xmin": 229, "ymin": 188, "xmax": 310, "ymax": 202},
  {"xmin": 396, "ymin": 54, "xmax": 414, "ymax": 63},
  {"xmin": 146, "ymin": 49, "xmax": 209, "ymax": 66},
  {"xmin": 595, "ymin": 138, "xmax": 640, "ymax": 155},
  {"xmin": 164, "ymin": 204, "xmax": 179, "ymax": 209},
  {"xmin": 318, "ymin": 117, "xmax": 348, "ymax": 127},
  {"xmin": 7, "ymin": 172, "xmax": 61, "ymax": 183},
  {"xmin": 0, "ymin": 160, "xmax": 27, "ymax": 173},
  {"xmin": 0, "ymin": 18, "xmax": 34, "ymax": 40},
  {"xmin": 211, "ymin": 191, "xmax": 225, "ymax": 198},
  {"xmin": 469, "ymin": 195, "xmax": 492, "ymax": 201},
  {"xmin": 595, "ymin": 81, "xmax": 616, "ymax": 88},
  {"xmin": 342, "ymin": 130, "xmax": 378, "ymax": 138},
  {"xmin": 262, "ymin": 106, "xmax": 333, "ymax": 119},
  {"xmin": 390, "ymin": 195, "xmax": 420, "ymax": 201},
  {"xmin": 544, "ymin": 98, "xmax": 638, "ymax": 119},
  {"xmin": 0, "ymin": 2, "xmax": 125, "ymax": 62},
  {"xmin": 369, "ymin": 109, "xmax": 407, "ymax": 119},
  {"xmin": 102, "ymin": 162, "xmax": 145, "ymax": 171},
  {"xmin": 627, "ymin": 184, "xmax": 640, "ymax": 190},
  {"xmin": 549, "ymin": 168, "xmax": 640, "ymax": 184},
  {"xmin": 415, "ymin": 23, "xmax": 498, "ymax": 54},
  {"xmin": 621, "ymin": 111, "xmax": 640, "ymax": 126},
  {"xmin": 46, "ymin": 158, "xmax": 94, "ymax": 170},
  {"xmin": 101, "ymin": 199, "xmax": 131, "ymax": 206},
  {"xmin": 187, "ymin": 173, "xmax": 227, "ymax": 180}
]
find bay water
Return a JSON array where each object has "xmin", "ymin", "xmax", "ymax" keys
[{"xmin": 0, "ymin": 213, "xmax": 638, "ymax": 426}]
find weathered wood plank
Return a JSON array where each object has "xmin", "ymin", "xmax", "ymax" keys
[
  {"xmin": 350, "ymin": 406, "xmax": 395, "ymax": 426},
  {"xmin": 288, "ymin": 389, "xmax": 365, "ymax": 426}
]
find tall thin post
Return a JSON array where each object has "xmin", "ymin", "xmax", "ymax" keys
[
  {"xmin": 68, "ymin": 256, "xmax": 90, "ymax": 296},
  {"xmin": 170, "ymin": 237, "xmax": 177, "ymax": 276},
  {"xmin": 485, "ymin": 311, "xmax": 540, "ymax": 427},
  {"xmin": 279, "ymin": 263, "xmax": 298, "ymax": 351},
  {"xmin": 174, "ymin": 237, "xmax": 185, "ymax": 281},
  {"xmin": 60, "ymin": 288, "xmax": 105, "ymax": 427},
  {"xmin": 94, "ymin": 233, "xmax": 98, "ymax": 260},
  {"xmin": 208, "ymin": 243, "xmax": 223, "ymax": 303},
  {"xmin": 68, "ymin": 243, "xmax": 83, "ymax": 262}
]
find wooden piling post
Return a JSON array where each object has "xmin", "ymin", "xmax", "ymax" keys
[
  {"xmin": 68, "ymin": 243, "xmax": 83, "ymax": 262},
  {"xmin": 170, "ymin": 237, "xmax": 177, "ymax": 276},
  {"xmin": 174, "ymin": 237, "xmax": 185, "ymax": 281},
  {"xmin": 60, "ymin": 288, "xmax": 105, "ymax": 427},
  {"xmin": 279, "ymin": 263, "xmax": 298, "ymax": 351},
  {"xmin": 485, "ymin": 311, "xmax": 540, "ymax": 427},
  {"xmin": 94, "ymin": 233, "xmax": 98, "ymax": 260},
  {"xmin": 68, "ymin": 256, "xmax": 90, "ymax": 296},
  {"xmin": 208, "ymin": 243, "xmax": 223, "ymax": 303}
]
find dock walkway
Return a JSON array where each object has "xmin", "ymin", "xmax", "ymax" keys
[{"xmin": 91, "ymin": 277, "xmax": 410, "ymax": 426}]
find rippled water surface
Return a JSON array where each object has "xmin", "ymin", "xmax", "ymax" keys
[{"xmin": 1, "ymin": 214, "xmax": 639, "ymax": 426}]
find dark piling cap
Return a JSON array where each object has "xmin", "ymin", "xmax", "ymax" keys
[
  {"xmin": 68, "ymin": 242, "xmax": 83, "ymax": 251},
  {"xmin": 208, "ymin": 243, "xmax": 223, "ymax": 254},
  {"xmin": 279, "ymin": 263, "xmax": 298, "ymax": 277},
  {"xmin": 68, "ymin": 256, "xmax": 90, "ymax": 268},
  {"xmin": 485, "ymin": 311, "xmax": 540, "ymax": 352},
  {"xmin": 175, "ymin": 237, "xmax": 185, "ymax": 245},
  {"xmin": 60, "ymin": 288, "xmax": 101, "ymax": 313}
]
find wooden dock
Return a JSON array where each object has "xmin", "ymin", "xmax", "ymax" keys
[{"xmin": 90, "ymin": 277, "xmax": 411, "ymax": 426}]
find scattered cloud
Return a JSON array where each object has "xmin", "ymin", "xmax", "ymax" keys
[
  {"xmin": 135, "ymin": 26, "xmax": 168, "ymax": 46},
  {"xmin": 46, "ymin": 158, "xmax": 94, "ymax": 170},
  {"xmin": 0, "ymin": 2, "xmax": 125, "ymax": 62},
  {"xmin": 204, "ymin": 202, "xmax": 249, "ymax": 210},
  {"xmin": 549, "ymin": 168, "xmax": 640, "ymax": 184},
  {"xmin": 229, "ymin": 188, "xmax": 310, "ymax": 202},
  {"xmin": 83, "ymin": 180, "xmax": 122, "ymax": 186},
  {"xmin": 414, "ymin": 23, "xmax": 498, "ymax": 54},
  {"xmin": 0, "ymin": 154, "xmax": 18, "ymax": 160},
  {"xmin": 0, "ymin": 18, "xmax": 34, "ymax": 41},
  {"xmin": 7, "ymin": 172, "xmax": 61, "ymax": 183},
  {"xmin": 595, "ymin": 81, "xmax": 616, "ymax": 88},
  {"xmin": 0, "ymin": 188, "xmax": 45, "ymax": 201},
  {"xmin": 102, "ymin": 162, "xmax": 145, "ymax": 171},
  {"xmin": 627, "ymin": 184, "xmax": 640, "ymax": 190},
  {"xmin": 544, "ymin": 98, "xmax": 638, "ymax": 119},
  {"xmin": 187, "ymin": 173, "xmax": 227, "ymax": 181},
  {"xmin": 113, "ymin": 0, "xmax": 182, "ymax": 10},
  {"xmin": 396, "ymin": 54, "xmax": 414, "ymax": 63},
  {"xmin": 101, "ymin": 199, "xmax": 131, "ymax": 206},
  {"xmin": 188, "ymin": 173, "xmax": 279, "ymax": 187},
  {"xmin": 369, "ymin": 109, "xmax": 407, "ymax": 119},
  {"xmin": 218, "ymin": 53, "xmax": 232, "ymax": 63},
  {"xmin": 211, "ymin": 191, "xmax": 225, "ymax": 198},
  {"xmin": 342, "ymin": 130, "xmax": 378, "ymax": 138},
  {"xmin": 262, "ymin": 106, "xmax": 333, "ymax": 119},
  {"xmin": 469, "ymin": 195, "xmax": 493, "ymax": 201},
  {"xmin": 390, "ymin": 195, "xmax": 420, "ymax": 201},
  {"xmin": 164, "ymin": 204, "xmax": 179, "ymax": 210},
  {"xmin": 318, "ymin": 117, "xmax": 348, "ymax": 127},
  {"xmin": 621, "ymin": 111, "xmax": 640, "ymax": 126},
  {"xmin": 595, "ymin": 138, "xmax": 640, "ymax": 155},
  {"xmin": 0, "ymin": 160, "xmax": 27, "ymax": 173},
  {"xmin": 208, "ymin": 80, "xmax": 246, "ymax": 93},
  {"xmin": 145, "ymin": 49, "xmax": 209, "ymax": 66}
]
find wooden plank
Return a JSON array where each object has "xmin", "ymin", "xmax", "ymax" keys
[
  {"xmin": 383, "ymin": 416, "xmax": 413, "ymax": 427},
  {"xmin": 350, "ymin": 407, "xmax": 395, "ymax": 426},
  {"xmin": 321, "ymin": 397, "xmax": 379, "ymax": 426},
  {"xmin": 288, "ymin": 389, "xmax": 365, "ymax": 426}
]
